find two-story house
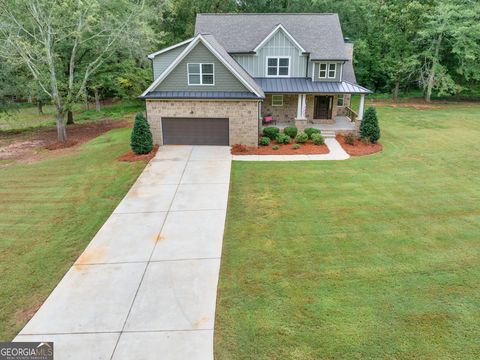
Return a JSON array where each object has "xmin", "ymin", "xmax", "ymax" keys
[{"xmin": 140, "ymin": 13, "xmax": 372, "ymax": 146}]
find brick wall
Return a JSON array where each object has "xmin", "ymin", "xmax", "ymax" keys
[
  {"xmin": 146, "ymin": 100, "xmax": 259, "ymax": 146},
  {"xmin": 261, "ymin": 94, "xmax": 297, "ymax": 124}
]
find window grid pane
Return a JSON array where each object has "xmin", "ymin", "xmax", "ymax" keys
[
  {"xmin": 188, "ymin": 63, "xmax": 213, "ymax": 85},
  {"xmin": 267, "ymin": 57, "xmax": 289, "ymax": 77},
  {"xmin": 272, "ymin": 95, "xmax": 283, "ymax": 106}
]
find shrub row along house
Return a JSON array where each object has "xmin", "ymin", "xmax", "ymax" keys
[{"xmin": 140, "ymin": 13, "xmax": 372, "ymax": 146}]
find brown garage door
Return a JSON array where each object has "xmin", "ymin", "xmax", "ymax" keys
[{"xmin": 162, "ymin": 117, "xmax": 229, "ymax": 145}]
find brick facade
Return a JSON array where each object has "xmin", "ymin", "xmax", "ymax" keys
[{"xmin": 146, "ymin": 100, "xmax": 259, "ymax": 146}]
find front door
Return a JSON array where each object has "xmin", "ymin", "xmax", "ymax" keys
[{"xmin": 314, "ymin": 96, "xmax": 333, "ymax": 119}]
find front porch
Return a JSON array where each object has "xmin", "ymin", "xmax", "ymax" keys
[
  {"xmin": 262, "ymin": 116, "xmax": 356, "ymax": 132},
  {"xmin": 260, "ymin": 93, "xmax": 365, "ymax": 134}
]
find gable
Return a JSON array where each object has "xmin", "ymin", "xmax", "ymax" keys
[
  {"xmin": 152, "ymin": 43, "xmax": 189, "ymax": 80},
  {"xmin": 254, "ymin": 25, "xmax": 305, "ymax": 53},
  {"xmin": 154, "ymin": 42, "xmax": 249, "ymax": 92},
  {"xmin": 232, "ymin": 28, "xmax": 307, "ymax": 77}
]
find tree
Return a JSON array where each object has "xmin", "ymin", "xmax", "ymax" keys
[
  {"xmin": 418, "ymin": 0, "xmax": 480, "ymax": 101},
  {"xmin": 360, "ymin": 107, "xmax": 380, "ymax": 143},
  {"xmin": 0, "ymin": 0, "xmax": 149, "ymax": 141},
  {"xmin": 131, "ymin": 113, "xmax": 153, "ymax": 154}
]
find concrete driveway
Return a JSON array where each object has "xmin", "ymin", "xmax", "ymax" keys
[{"xmin": 15, "ymin": 146, "xmax": 232, "ymax": 360}]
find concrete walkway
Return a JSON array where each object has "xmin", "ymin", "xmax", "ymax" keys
[
  {"xmin": 232, "ymin": 138, "xmax": 350, "ymax": 161},
  {"xmin": 15, "ymin": 146, "xmax": 232, "ymax": 360}
]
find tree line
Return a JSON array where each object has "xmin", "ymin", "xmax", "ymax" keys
[{"xmin": 1, "ymin": 0, "xmax": 479, "ymax": 141}]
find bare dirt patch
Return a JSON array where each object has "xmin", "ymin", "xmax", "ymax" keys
[
  {"xmin": 118, "ymin": 145, "xmax": 159, "ymax": 162},
  {"xmin": 0, "ymin": 119, "xmax": 131, "ymax": 167},
  {"xmin": 336, "ymin": 135, "xmax": 382, "ymax": 156},
  {"xmin": 231, "ymin": 140, "xmax": 329, "ymax": 155}
]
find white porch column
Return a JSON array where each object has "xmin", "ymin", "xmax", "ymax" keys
[
  {"xmin": 358, "ymin": 94, "xmax": 365, "ymax": 120},
  {"xmin": 296, "ymin": 94, "xmax": 307, "ymax": 119},
  {"xmin": 296, "ymin": 94, "xmax": 302, "ymax": 118},
  {"xmin": 301, "ymin": 94, "xmax": 307, "ymax": 119}
]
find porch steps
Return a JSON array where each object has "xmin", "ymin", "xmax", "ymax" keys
[{"xmin": 320, "ymin": 130, "xmax": 336, "ymax": 138}]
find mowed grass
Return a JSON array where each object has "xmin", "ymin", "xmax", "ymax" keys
[
  {"xmin": 0, "ymin": 100, "xmax": 144, "ymax": 131},
  {"xmin": 215, "ymin": 105, "xmax": 480, "ymax": 359},
  {"xmin": 0, "ymin": 128, "xmax": 145, "ymax": 340}
]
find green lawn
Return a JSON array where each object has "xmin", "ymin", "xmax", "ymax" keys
[
  {"xmin": 0, "ymin": 128, "xmax": 145, "ymax": 340},
  {"xmin": 215, "ymin": 104, "xmax": 480, "ymax": 359},
  {"xmin": 0, "ymin": 100, "xmax": 144, "ymax": 131}
]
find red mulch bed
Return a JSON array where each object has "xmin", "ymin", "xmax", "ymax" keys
[
  {"xmin": 336, "ymin": 134, "xmax": 382, "ymax": 156},
  {"xmin": 231, "ymin": 140, "xmax": 329, "ymax": 155},
  {"xmin": 118, "ymin": 145, "xmax": 159, "ymax": 162}
]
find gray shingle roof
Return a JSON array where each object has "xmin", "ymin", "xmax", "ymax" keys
[
  {"xmin": 254, "ymin": 78, "xmax": 372, "ymax": 94},
  {"xmin": 201, "ymin": 34, "xmax": 265, "ymax": 98},
  {"xmin": 195, "ymin": 13, "xmax": 349, "ymax": 60},
  {"xmin": 342, "ymin": 42, "xmax": 356, "ymax": 83},
  {"xmin": 140, "ymin": 91, "xmax": 260, "ymax": 99}
]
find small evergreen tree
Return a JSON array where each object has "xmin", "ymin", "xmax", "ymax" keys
[
  {"xmin": 131, "ymin": 113, "xmax": 153, "ymax": 154},
  {"xmin": 360, "ymin": 107, "xmax": 381, "ymax": 143}
]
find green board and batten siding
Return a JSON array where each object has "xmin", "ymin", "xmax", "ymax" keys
[{"xmin": 154, "ymin": 42, "xmax": 249, "ymax": 92}]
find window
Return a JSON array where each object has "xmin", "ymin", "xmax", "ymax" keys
[
  {"xmin": 272, "ymin": 95, "xmax": 283, "ymax": 106},
  {"xmin": 266, "ymin": 57, "xmax": 290, "ymax": 77},
  {"xmin": 319, "ymin": 63, "xmax": 327, "ymax": 78},
  {"xmin": 328, "ymin": 63, "xmax": 337, "ymax": 78},
  {"xmin": 337, "ymin": 95, "xmax": 344, "ymax": 107},
  {"xmin": 318, "ymin": 63, "xmax": 337, "ymax": 79},
  {"xmin": 188, "ymin": 63, "xmax": 214, "ymax": 85}
]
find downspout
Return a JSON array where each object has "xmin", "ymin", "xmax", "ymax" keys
[{"xmin": 305, "ymin": 53, "xmax": 310, "ymax": 78}]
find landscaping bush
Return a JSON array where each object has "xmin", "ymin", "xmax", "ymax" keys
[
  {"xmin": 311, "ymin": 133, "xmax": 325, "ymax": 145},
  {"xmin": 276, "ymin": 133, "xmax": 291, "ymax": 144},
  {"xmin": 304, "ymin": 127, "xmax": 321, "ymax": 139},
  {"xmin": 231, "ymin": 144, "xmax": 248, "ymax": 152},
  {"xmin": 295, "ymin": 132, "xmax": 308, "ymax": 144},
  {"xmin": 272, "ymin": 145, "xmax": 280, "ymax": 150},
  {"xmin": 263, "ymin": 126, "xmax": 280, "ymax": 140},
  {"xmin": 292, "ymin": 143, "xmax": 300, "ymax": 149},
  {"xmin": 259, "ymin": 136, "xmax": 270, "ymax": 146},
  {"xmin": 283, "ymin": 126, "xmax": 298, "ymax": 138},
  {"xmin": 344, "ymin": 133, "xmax": 355, "ymax": 145},
  {"xmin": 360, "ymin": 106, "xmax": 381, "ymax": 143},
  {"xmin": 131, "ymin": 113, "xmax": 153, "ymax": 154}
]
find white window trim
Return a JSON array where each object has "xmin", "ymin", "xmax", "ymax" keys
[
  {"xmin": 187, "ymin": 63, "xmax": 215, "ymax": 86},
  {"xmin": 328, "ymin": 63, "xmax": 337, "ymax": 79},
  {"xmin": 271, "ymin": 94, "xmax": 284, "ymax": 106},
  {"xmin": 337, "ymin": 95, "xmax": 345, "ymax": 107},
  {"xmin": 265, "ymin": 56, "xmax": 291, "ymax": 78},
  {"xmin": 318, "ymin": 62, "xmax": 337, "ymax": 79},
  {"xmin": 318, "ymin": 63, "xmax": 328, "ymax": 79}
]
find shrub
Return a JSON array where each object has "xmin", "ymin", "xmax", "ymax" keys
[
  {"xmin": 360, "ymin": 106, "xmax": 381, "ymax": 143},
  {"xmin": 259, "ymin": 136, "xmax": 270, "ymax": 146},
  {"xmin": 311, "ymin": 133, "xmax": 325, "ymax": 145},
  {"xmin": 272, "ymin": 145, "xmax": 280, "ymax": 150},
  {"xmin": 276, "ymin": 133, "xmax": 290, "ymax": 144},
  {"xmin": 131, "ymin": 113, "xmax": 153, "ymax": 154},
  {"xmin": 295, "ymin": 132, "xmax": 308, "ymax": 144},
  {"xmin": 304, "ymin": 127, "xmax": 321, "ymax": 139},
  {"xmin": 283, "ymin": 126, "xmax": 298, "ymax": 138},
  {"xmin": 232, "ymin": 144, "xmax": 248, "ymax": 152},
  {"xmin": 344, "ymin": 133, "xmax": 355, "ymax": 145},
  {"xmin": 263, "ymin": 126, "xmax": 280, "ymax": 140},
  {"xmin": 292, "ymin": 143, "xmax": 300, "ymax": 150}
]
